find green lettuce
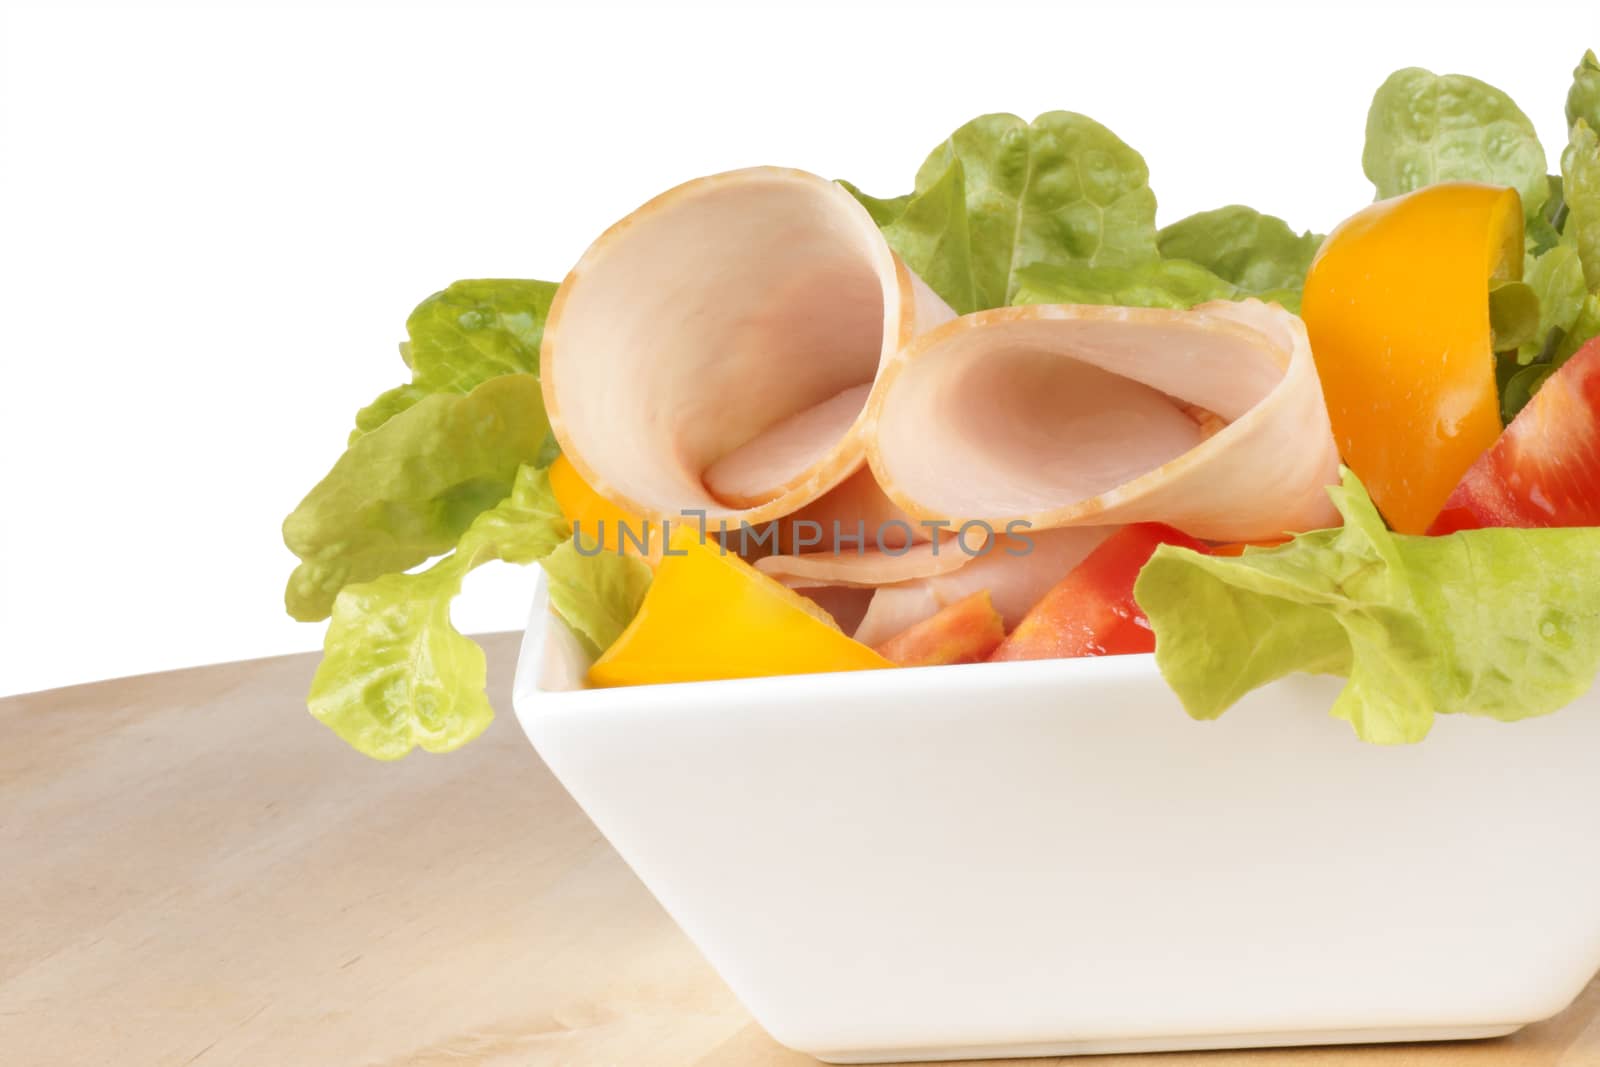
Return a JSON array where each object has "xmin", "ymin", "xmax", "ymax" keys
[
  {"xmin": 277, "ymin": 267, "xmax": 682, "ymax": 759},
  {"xmin": 1505, "ymin": 84, "xmax": 1600, "ymax": 416},
  {"xmin": 1363, "ymin": 67, "xmax": 1548, "ymax": 220},
  {"xmin": 307, "ymin": 464, "xmax": 570, "ymax": 759},
  {"xmin": 1012, "ymin": 259, "xmax": 1242, "ymax": 311},
  {"xmin": 1562, "ymin": 294, "xmax": 1600, "ymax": 361},
  {"xmin": 541, "ymin": 538, "xmax": 653, "ymax": 658},
  {"xmin": 352, "ymin": 279, "xmax": 558, "ymax": 440},
  {"xmin": 843, "ymin": 162, "xmax": 978, "ymax": 314},
  {"xmin": 1569, "ymin": 50, "xmax": 1600, "ymax": 134},
  {"xmin": 1505, "ymin": 244, "xmax": 1591, "ymax": 419},
  {"xmin": 1528, "ymin": 174, "xmax": 1567, "ymax": 254},
  {"xmin": 283, "ymin": 373, "xmax": 549, "ymax": 622},
  {"xmin": 1553, "ymin": 57, "xmax": 1600, "ymax": 365},
  {"xmin": 843, "ymin": 112, "xmax": 1157, "ymax": 313},
  {"xmin": 1156, "ymin": 206, "xmax": 1322, "ymax": 299},
  {"xmin": 305, "ymin": 463, "xmax": 652, "ymax": 759},
  {"xmin": 1489, "ymin": 279, "xmax": 1541, "ymax": 354},
  {"xmin": 1519, "ymin": 242, "xmax": 1588, "ymax": 363},
  {"xmin": 1564, "ymin": 121, "xmax": 1600, "ymax": 290},
  {"xmin": 1135, "ymin": 470, "xmax": 1600, "ymax": 744}
]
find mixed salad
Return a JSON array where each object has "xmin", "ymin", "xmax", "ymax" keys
[{"xmin": 285, "ymin": 55, "xmax": 1600, "ymax": 759}]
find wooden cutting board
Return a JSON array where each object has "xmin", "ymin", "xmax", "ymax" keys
[{"xmin": 5, "ymin": 635, "xmax": 1599, "ymax": 1066}]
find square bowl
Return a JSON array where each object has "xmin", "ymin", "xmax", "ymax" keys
[{"xmin": 511, "ymin": 583, "xmax": 1600, "ymax": 1063}]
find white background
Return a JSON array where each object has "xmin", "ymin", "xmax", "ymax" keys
[{"xmin": 2, "ymin": 0, "xmax": 1592, "ymax": 695}]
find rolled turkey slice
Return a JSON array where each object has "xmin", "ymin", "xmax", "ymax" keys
[
  {"xmin": 755, "ymin": 465, "xmax": 1006, "ymax": 603},
  {"xmin": 863, "ymin": 299, "xmax": 1341, "ymax": 542},
  {"xmin": 541, "ymin": 167, "xmax": 954, "ymax": 527},
  {"xmin": 851, "ymin": 527, "xmax": 1115, "ymax": 646},
  {"xmin": 754, "ymin": 533, "xmax": 980, "ymax": 589},
  {"xmin": 770, "ymin": 466, "xmax": 933, "ymax": 552}
]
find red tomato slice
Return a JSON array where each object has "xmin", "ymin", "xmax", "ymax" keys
[
  {"xmin": 1429, "ymin": 337, "xmax": 1600, "ymax": 535},
  {"xmin": 990, "ymin": 523, "xmax": 1208, "ymax": 661},
  {"xmin": 874, "ymin": 590, "xmax": 1005, "ymax": 667}
]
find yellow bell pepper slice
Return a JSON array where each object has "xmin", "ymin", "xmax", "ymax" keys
[
  {"xmin": 549, "ymin": 454, "xmax": 660, "ymax": 561},
  {"xmin": 588, "ymin": 530, "xmax": 892, "ymax": 687},
  {"xmin": 1301, "ymin": 182, "xmax": 1523, "ymax": 534}
]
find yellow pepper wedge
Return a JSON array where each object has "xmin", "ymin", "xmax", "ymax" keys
[
  {"xmin": 549, "ymin": 454, "xmax": 660, "ymax": 561},
  {"xmin": 588, "ymin": 530, "xmax": 892, "ymax": 687},
  {"xmin": 1301, "ymin": 182, "xmax": 1523, "ymax": 534}
]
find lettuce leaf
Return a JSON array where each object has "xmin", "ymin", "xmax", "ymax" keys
[
  {"xmin": 1569, "ymin": 50, "xmax": 1600, "ymax": 135},
  {"xmin": 842, "ymin": 162, "xmax": 978, "ymax": 314},
  {"xmin": 1563, "ymin": 121, "xmax": 1600, "ymax": 291},
  {"xmin": 1519, "ymin": 242, "xmax": 1588, "ymax": 364},
  {"xmin": 1135, "ymin": 470, "xmax": 1600, "ymax": 744},
  {"xmin": 1489, "ymin": 278, "xmax": 1541, "ymax": 353},
  {"xmin": 844, "ymin": 186, "xmax": 912, "ymax": 227},
  {"xmin": 541, "ymin": 537, "xmax": 653, "ymax": 658},
  {"xmin": 1504, "ymin": 104, "xmax": 1600, "ymax": 418},
  {"xmin": 1012, "ymin": 259, "xmax": 1242, "ymax": 311},
  {"xmin": 282, "ymin": 373, "xmax": 549, "ymax": 622},
  {"xmin": 1527, "ymin": 187, "xmax": 1565, "ymax": 256},
  {"xmin": 1561, "ymin": 294, "xmax": 1600, "ymax": 361},
  {"xmin": 352, "ymin": 279, "xmax": 557, "ymax": 440},
  {"xmin": 1363, "ymin": 67, "xmax": 1548, "ymax": 221},
  {"xmin": 1156, "ymin": 206, "xmax": 1322, "ymax": 298},
  {"xmin": 843, "ymin": 112, "xmax": 1157, "ymax": 313},
  {"xmin": 845, "ymin": 116, "xmax": 1328, "ymax": 317},
  {"xmin": 307, "ymin": 464, "xmax": 570, "ymax": 759}
]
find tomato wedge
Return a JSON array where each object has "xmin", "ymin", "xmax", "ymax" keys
[
  {"xmin": 990, "ymin": 524, "xmax": 1208, "ymax": 661},
  {"xmin": 1429, "ymin": 336, "xmax": 1600, "ymax": 534},
  {"xmin": 875, "ymin": 590, "xmax": 1005, "ymax": 667}
]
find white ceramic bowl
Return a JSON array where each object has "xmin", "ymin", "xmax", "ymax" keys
[{"xmin": 512, "ymin": 582, "xmax": 1600, "ymax": 1063}]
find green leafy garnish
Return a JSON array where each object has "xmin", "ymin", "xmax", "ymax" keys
[
  {"xmin": 352, "ymin": 279, "xmax": 557, "ymax": 441},
  {"xmin": 1560, "ymin": 295, "xmax": 1600, "ymax": 362},
  {"xmin": 1156, "ymin": 206, "xmax": 1322, "ymax": 297},
  {"xmin": 541, "ymin": 538, "xmax": 654, "ymax": 658},
  {"xmin": 283, "ymin": 373, "xmax": 549, "ymax": 622},
  {"xmin": 1136, "ymin": 469, "xmax": 1600, "ymax": 744},
  {"xmin": 1507, "ymin": 243, "xmax": 1593, "ymax": 421},
  {"xmin": 1563, "ymin": 121, "xmax": 1600, "ymax": 290},
  {"xmin": 1489, "ymin": 279, "xmax": 1541, "ymax": 353},
  {"xmin": 1569, "ymin": 50, "xmax": 1600, "ymax": 135},
  {"xmin": 1012, "ymin": 259, "xmax": 1242, "ymax": 311},
  {"xmin": 846, "ymin": 117, "xmax": 1319, "ymax": 316},
  {"xmin": 842, "ymin": 162, "xmax": 977, "ymax": 313},
  {"xmin": 844, "ymin": 112, "xmax": 1157, "ymax": 313},
  {"xmin": 1529, "ymin": 175, "xmax": 1567, "ymax": 254},
  {"xmin": 1519, "ymin": 243, "xmax": 1587, "ymax": 364},
  {"xmin": 1500, "ymin": 58, "xmax": 1600, "ymax": 418},
  {"xmin": 307, "ymin": 465, "xmax": 571, "ymax": 759},
  {"xmin": 1363, "ymin": 67, "xmax": 1549, "ymax": 220}
]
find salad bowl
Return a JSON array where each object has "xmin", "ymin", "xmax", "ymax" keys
[{"xmin": 513, "ymin": 582, "xmax": 1600, "ymax": 1063}]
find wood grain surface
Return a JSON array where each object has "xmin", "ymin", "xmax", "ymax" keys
[{"xmin": 5, "ymin": 635, "xmax": 1600, "ymax": 1066}]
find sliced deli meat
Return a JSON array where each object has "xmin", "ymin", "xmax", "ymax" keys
[
  {"xmin": 863, "ymin": 299, "xmax": 1341, "ymax": 542},
  {"xmin": 753, "ymin": 534, "xmax": 979, "ymax": 589},
  {"xmin": 851, "ymin": 527, "xmax": 1114, "ymax": 646},
  {"xmin": 541, "ymin": 167, "xmax": 954, "ymax": 527},
  {"xmin": 771, "ymin": 467, "xmax": 934, "ymax": 552}
]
